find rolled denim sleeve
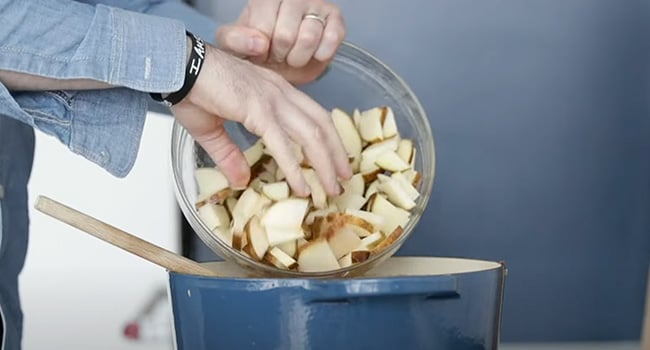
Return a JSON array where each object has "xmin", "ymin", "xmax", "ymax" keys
[
  {"xmin": 79, "ymin": 0, "xmax": 219, "ymax": 43},
  {"xmin": 0, "ymin": 0, "xmax": 187, "ymax": 93},
  {"xmin": 1, "ymin": 85, "xmax": 148, "ymax": 177},
  {"xmin": 142, "ymin": 0, "xmax": 219, "ymax": 44},
  {"xmin": 0, "ymin": 0, "xmax": 226, "ymax": 177},
  {"xmin": 0, "ymin": 0, "xmax": 196, "ymax": 177}
]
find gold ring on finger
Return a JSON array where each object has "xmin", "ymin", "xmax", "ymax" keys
[{"xmin": 303, "ymin": 13, "xmax": 327, "ymax": 26}]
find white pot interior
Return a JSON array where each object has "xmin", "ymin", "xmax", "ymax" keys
[{"xmin": 199, "ymin": 257, "xmax": 503, "ymax": 279}]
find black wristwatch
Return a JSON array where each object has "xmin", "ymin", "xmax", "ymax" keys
[{"xmin": 151, "ymin": 31, "xmax": 206, "ymax": 107}]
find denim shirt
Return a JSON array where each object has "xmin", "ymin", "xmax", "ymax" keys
[
  {"xmin": 0, "ymin": 3, "xmax": 220, "ymax": 348},
  {"xmin": 0, "ymin": 0, "xmax": 219, "ymax": 177}
]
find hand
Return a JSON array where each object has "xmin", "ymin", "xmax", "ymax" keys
[
  {"xmin": 171, "ymin": 44, "xmax": 352, "ymax": 197},
  {"xmin": 216, "ymin": 0, "xmax": 345, "ymax": 85}
]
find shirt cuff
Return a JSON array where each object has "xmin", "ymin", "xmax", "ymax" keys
[
  {"xmin": 0, "ymin": 1, "xmax": 188, "ymax": 94},
  {"xmin": 9, "ymin": 87, "xmax": 148, "ymax": 178},
  {"xmin": 106, "ymin": 4, "xmax": 188, "ymax": 93}
]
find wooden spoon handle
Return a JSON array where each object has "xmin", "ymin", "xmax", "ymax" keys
[{"xmin": 34, "ymin": 195, "xmax": 219, "ymax": 277}]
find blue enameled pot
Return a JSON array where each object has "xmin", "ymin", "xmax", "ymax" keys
[{"xmin": 167, "ymin": 257, "xmax": 506, "ymax": 350}]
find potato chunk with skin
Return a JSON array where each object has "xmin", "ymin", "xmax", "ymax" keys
[{"xmin": 193, "ymin": 105, "xmax": 423, "ymax": 273}]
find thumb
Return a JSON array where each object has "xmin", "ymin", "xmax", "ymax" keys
[
  {"xmin": 216, "ymin": 24, "xmax": 269, "ymax": 57},
  {"xmin": 171, "ymin": 103, "xmax": 251, "ymax": 189},
  {"xmin": 195, "ymin": 125, "xmax": 251, "ymax": 190}
]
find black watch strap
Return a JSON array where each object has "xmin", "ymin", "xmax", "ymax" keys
[{"xmin": 151, "ymin": 31, "xmax": 206, "ymax": 107}]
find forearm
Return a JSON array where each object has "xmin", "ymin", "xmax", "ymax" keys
[{"xmin": 79, "ymin": 0, "xmax": 220, "ymax": 44}]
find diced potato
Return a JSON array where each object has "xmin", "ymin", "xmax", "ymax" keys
[{"xmin": 192, "ymin": 105, "xmax": 422, "ymax": 273}]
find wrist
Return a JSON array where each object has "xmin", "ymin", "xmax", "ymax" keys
[
  {"xmin": 164, "ymin": 36, "xmax": 192, "ymax": 99},
  {"xmin": 184, "ymin": 45, "xmax": 237, "ymax": 112},
  {"xmin": 151, "ymin": 31, "xmax": 205, "ymax": 106}
]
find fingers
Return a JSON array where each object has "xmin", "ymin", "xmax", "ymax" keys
[
  {"xmin": 276, "ymin": 102, "xmax": 343, "ymax": 196},
  {"xmin": 194, "ymin": 125, "xmax": 251, "ymax": 190},
  {"xmin": 270, "ymin": 0, "xmax": 305, "ymax": 63},
  {"xmin": 216, "ymin": 24, "xmax": 269, "ymax": 57},
  {"xmin": 238, "ymin": 74, "xmax": 345, "ymax": 196},
  {"xmin": 173, "ymin": 103, "xmax": 251, "ymax": 189},
  {"xmin": 261, "ymin": 124, "xmax": 311, "ymax": 197},
  {"xmin": 245, "ymin": 0, "xmax": 282, "ymax": 61},
  {"xmin": 244, "ymin": 0, "xmax": 282, "ymax": 36},
  {"xmin": 286, "ymin": 16, "xmax": 324, "ymax": 67},
  {"xmin": 286, "ymin": 88, "xmax": 352, "ymax": 181},
  {"xmin": 314, "ymin": 7, "xmax": 345, "ymax": 62},
  {"xmin": 235, "ymin": 0, "xmax": 345, "ymax": 67}
]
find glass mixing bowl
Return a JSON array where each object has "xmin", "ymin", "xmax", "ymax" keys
[{"xmin": 171, "ymin": 41, "xmax": 436, "ymax": 278}]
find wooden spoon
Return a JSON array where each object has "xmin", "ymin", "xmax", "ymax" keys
[{"xmin": 34, "ymin": 195, "xmax": 220, "ymax": 277}]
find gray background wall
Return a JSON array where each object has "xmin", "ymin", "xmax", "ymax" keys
[{"xmin": 188, "ymin": 0, "xmax": 650, "ymax": 343}]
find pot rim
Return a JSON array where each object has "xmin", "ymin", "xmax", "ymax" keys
[{"xmin": 167, "ymin": 256, "xmax": 507, "ymax": 282}]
